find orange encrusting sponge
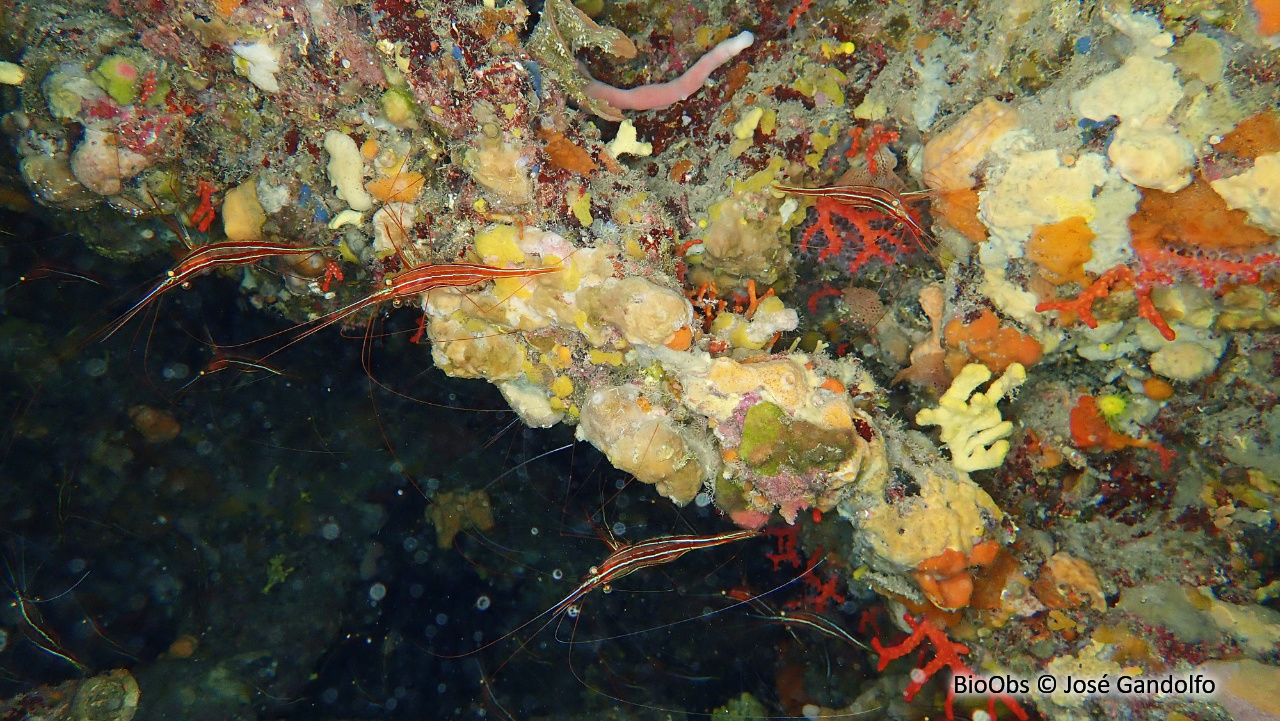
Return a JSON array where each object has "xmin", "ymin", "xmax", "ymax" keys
[
  {"xmin": 911, "ymin": 540, "xmax": 1001, "ymax": 611},
  {"xmin": 945, "ymin": 309, "xmax": 1043, "ymax": 373},
  {"xmin": 1069, "ymin": 395, "xmax": 1175, "ymax": 469},
  {"xmin": 212, "ymin": 0, "xmax": 244, "ymax": 18},
  {"xmin": 1216, "ymin": 110, "xmax": 1280, "ymax": 159},
  {"xmin": 1253, "ymin": 0, "xmax": 1280, "ymax": 36},
  {"xmin": 932, "ymin": 188, "xmax": 987, "ymax": 243},
  {"xmin": 1130, "ymin": 178, "xmax": 1276, "ymax": 251},
  {"xmin": 1027, "ymin": 216, "xmax": 1095, "ymax": 285}
]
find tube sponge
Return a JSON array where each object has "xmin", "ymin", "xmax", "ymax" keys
[{"xmin": 916, "ymin": 363, "xmax": 1026, "ymax": 472}]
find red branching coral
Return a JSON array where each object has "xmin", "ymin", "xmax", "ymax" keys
[
  {"xmin": 845, "ymin": 125, "xmax": 900, "ymax": 175},
  {"xmin": 1035, "ymin": 266, "xmax": 1175, "ymax": 341},
  {"xmin": 1132, "ymin": 234, "xmax": 1280, "ymax": 289},
  {"xmin": 764, "ymin": 524, "xmax": 802, "ymax": 570},
  {"xmin": 1038, "ymin": 176, "xmax": 1280, "ymax": 340},
  {"xmin": 873, "ymin": 613, "xmax": 1029, "ymax": 721},
  {"xmin": 800, "ymin": 568, "xmax": 846, "ymax": 611},
  {"xmin": 806, "ymin": 284, "xmax": 842, "ymax": 314},
  {"xmin": 787, "ymin": 0, "xmax": 814, "ymax": 28},
  {"xmin": 797, "ymin": 195, "xmax": 918, "ymax": 275}
]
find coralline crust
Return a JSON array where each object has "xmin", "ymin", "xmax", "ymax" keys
[{"xmin": 576, "ymin": 384, "xmax": 714, "ymax": 505}]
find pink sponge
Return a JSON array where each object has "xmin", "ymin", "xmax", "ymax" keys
[{"xmin": 584, "ymin": 31, "xmax": 754, "ymax": 112}]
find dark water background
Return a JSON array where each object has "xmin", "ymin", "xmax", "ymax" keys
[{"xmin": 0, "ymin": 208, "xmax": 854, "ymax": 719}]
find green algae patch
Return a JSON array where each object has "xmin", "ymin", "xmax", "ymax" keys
[
  {"xmin": 738, "ymin": 401, "xmax": 852, "ymax": 476},
  {"xmin": 91, "ymin": 54, "xmax": 141, "ymax": 105},
  {"xmin": 712, "ymin": 692, "xmax": 767, "ymax": 721},
  {"xmin": 714, "ymin": 473, "xmax": 752, "ymax": 515}
]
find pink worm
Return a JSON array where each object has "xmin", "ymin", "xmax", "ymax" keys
[{"xmin": 584, "ymin": 31, "xmax": 755, "ymax": 112}]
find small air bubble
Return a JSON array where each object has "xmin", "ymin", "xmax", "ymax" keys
[
  {"xmin": 162, "ymin": 363, "xmax": 189, "ymax": 380},
  {"xmin": 426, "ymin": 477, "xmax": 440, "ymax": 491},
  {"xmin": 435, "ymin": 613, "xmax": 449, "ymax": 626},
  {"xmin": 409, "ymin": 584, "xmax": 424, "ymax": 598},
  {"xmin": 551, "ymin": 568, "xmax": 563, "ymax": 581},
  {"xmin": 437, "ymin": 683, "xmax": 447, "ymax": 694},
  {"xmin": 321, "ymin": 522, "xmax": 341, "ymax": 540},
  {"xmin": 530, "ymin": 527, "xmax": 539, "ymax": 536},
  {"xmin": 910, "ymin": 668, "xmax": 928, "ymax": 684},
  {"xmin": 566, "ymin": 604, "xmax": 580, "ymax": 618},
  {"xmin": 614, "ymin": 478, "xmax": 626, "ymax": 490},
  {"xmin": 369, "ymin": 583, "xmax": 387, "ymax": 601},
  {"xmin": 611, "ymin": 522, "xmax": 626, "ymax": 536},
  {"xmin": 694, "ymin": 492, "xmax": 711, "ymax": 507},
  {"xmin": 320, "ymin": 688, "xmax": 339, "ymax": 705},
  {"xmin": 403, "ymin": 537, "xmax": 419, "ymax": 552},
  {"xmin": 83, "ymin": 358, "xmax": 108, "ymax": 378},
  {"xmin": 475, "ymin": 595, "xmax": 491, "ymax": 611}
]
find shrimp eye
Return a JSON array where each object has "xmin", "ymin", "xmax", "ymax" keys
[
  {"xmin": 588, "ymin": 566, "xmax": 598, "ymax": 575},
  {"xmin": 602, "ymin": 584, "xmax": 613, "ymax": 594}
]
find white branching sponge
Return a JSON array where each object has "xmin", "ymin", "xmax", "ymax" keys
[{"xmin": 916, "ymin": 362, "xmax": 1027, "ymax": 472}]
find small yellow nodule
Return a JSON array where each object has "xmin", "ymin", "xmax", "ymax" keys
[{"xmin": 1096, "ymin": 394, "xmax": 1127, "ymax": 419}]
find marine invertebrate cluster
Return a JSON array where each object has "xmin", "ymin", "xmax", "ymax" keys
[
  {"xmin": 3, "ymin": 0, "xmax": 1278, "ymax": 717},
  {"xmin": 916, "ymin": 363, "xmax": 1026, "ymax": 473}
]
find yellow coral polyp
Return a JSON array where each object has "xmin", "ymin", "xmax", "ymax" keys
[
  {"xmin": 710, "ymin": 311, "xmax": 736, "ymax": 334},
  {"xmin": 474, "ymin": 225, "xmax": 526, "ymax": 265},
  {"xmin": 730, "ymin": 157, "xmax": 787, "ymax": 196},
  {"xmin": 551, "ymin": 375, "xmax": 574, "ymax": 398},
  {"xmin": 548, "ymin": 344, "xmax": 573, "ymax": 370},
  {"xmin": 589, "ymin": 349, "xmax": 625, "ymax": 366},
  {"xmin": 806, "ymin": 123, "xmax": 841, "ymax": 170},
  {"xmin": 1096, "ymin": 394, "xmax": 1127, "ymax": 419},
  {"xmin": 729, "ymin": 320, "xmax": 760, "ymax": 349},
  {"xmin": 462, "ymin": 317, "xmax": 492, "ymax": 334},
  {"xmin": 493, "ymin": 276, "xmax": 536, "ymax": 300},
  {"xmin": 547, "ymin": 253, "xmax": 582, "ymax": 291},
  {"xmin": 755, "ymin": 295, "xmax": 786, "ymax": 318},
  {"xmin": 568, "ymin": 188, "xmax": 593, "ymax": 226}
]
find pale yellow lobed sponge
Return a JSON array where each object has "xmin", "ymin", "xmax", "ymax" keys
[{"xmin": 916, "ymin": 362, "xmax": 1027, "ymax": 472}]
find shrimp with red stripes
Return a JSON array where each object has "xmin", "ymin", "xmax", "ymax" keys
[
  {"xmin": 773, "ymin": 183, "xmax": 933, "ymax": 246},
  {"xmin": 100, "ymin": 240, "xmax": 328, "ymax": 341},
  {"xmin": 438, "ymin": 527, "xmax": 759, "ymax": 659},
  {"xmin": 272, "ymin": 260, "xmax": 564, "ymax": 353}
]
